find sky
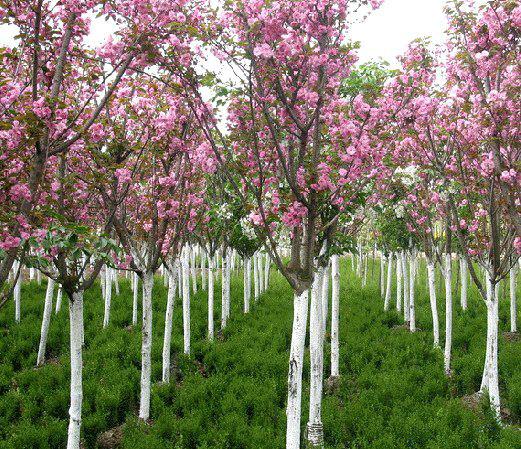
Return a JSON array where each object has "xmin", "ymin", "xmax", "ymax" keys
[
  {"xmin": 350, "ymin": 0, "xmax": 447, "ymax": 66},
  {"xmin": 1, "ymin": 0, "xmax": 449, "ymax": 66}
]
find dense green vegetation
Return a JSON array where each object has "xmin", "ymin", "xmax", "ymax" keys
[{"xmin": 0, "ymin": 260, "xmax": 520, "ymax": 448}]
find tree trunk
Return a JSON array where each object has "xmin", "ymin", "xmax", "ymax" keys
[
  {"xmin": 330, "ymin": 255, "xmax": 340, "ymax": 378},
  {"xmin": 139, "ymin": 270, "xmax": 154, "ymax": 421},
  {"xmin": 221, "ymin": 249, "xmax": 228, "ymax": 329},
  {"xmin": 444, "ymin": 253, "xmax": 452, "ymax": 375},
  {"xmin": 37, "ymin": 277, "xmax": 55, "ymax": 366},
  {"xmin": 380, "ymin": 254, "xmax": 385, "ymax": 296},
  {"xmin": 14, "ymin": 261, "xmax": 22, "ymax": 323},
  {"xmin": 321, "ymin": 262, "xmax": 329, "ymax": 332},
  {"xmin": 402, "ymin": 251, "xmax": 409, "ymax": 323},
  {"xmin": 55, "ymin": 286, "xmax": 63, "ymax": 314},
  {"xmin": 427, "ymin": 262, "xmax": 440, "ymax": 347},
  {"xmin": 162, "ymin": 266, "xmax": 177, "ymax": 383},
  {"xmin": 258, "ymin": 252, "xmax": 264, "ymax": 294},
  {"xmin": 253, "ymin": 252, "xmax": 260, "ymax": 302},
  {"xmin": 480, "ymin": 274, "xmax": 500, "ymax": 417},
  {"xmin": 264, "ymin": 252, "xmax": 270, "ymax": 291},
  {"xmin": 384, "ymin": 253, "xmax": 392, "ymax": 311},
  {"xmin": 191, "ymin": 246, "xmax": 197, "ymax": 294},
  {"xmin": 307, "ymin": 270, "xmax": 324, "ymax": 448},
  {"xmin": 460, "ymin": 257, "xmax": 468, "ymax": 311},
  {"xmin": 103, "ymin": 267, "xmax": 112, "ymax": 328},
  {"xmin": 114, "ymin": 269, "xmax": 119, "ymax": 295},
  {"xmin": 286, "ymin": 289, "xmax": 309, "ymax": 449},
  {"xmin": 396, "ymin": 255, "xmax": 402, "ymax": 312},
  {"xmin": 182, "ymin": 249, "xmax": 190, "ymax": 355},
  {"xmin": 67, "ymin": 291, "xmax": 84, "ymax": 449},
  {"xmin": 244, "ymin": 256, "xmax": 250, "ymax": 313},
  {"xmin": 208, "ymin": 255, "xmax": 214, "ymax": 341},
  {"xmin": 510, "ymin": 265, "xmax": 517, "ymax": 333},
  {"xmin": 132, "ymin": 272, "xmax": 139, "ymax": 326},
  {"xmin": 409, "ymin": 252, "xmax": 416, "ymax": 332},
  {"xmin": 201, "ymin": 251, "xmax": 207, "ymax": 291}
]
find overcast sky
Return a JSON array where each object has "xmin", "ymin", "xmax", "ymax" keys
[
  {"xmin": 351, "ymin": 0, "xmax": 447, "ymax": 65},
  {"xmin": 1, "ymin": 0, "xmax": 448, "ymax": 64}
]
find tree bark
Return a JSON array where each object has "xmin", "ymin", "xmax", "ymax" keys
[
  {"xmin": 330, "ymin": 255, "xmax": 340, "ymax": 378},
  {"xmin": 139, "ymin": 270, "xmax": 154, "ymax": 421},
  {"xmin": 55, "ymin": 286, "xmax": 63, "ymax": 314},
  {"xmin": 208, "ymin": 255, "xmax": 214, "ymax": 341},
  {"xmin": 244, "ymin": 256, "xmax": 250, "ymax": 313},
  {"xmin": 132, "ymin": 272, "xmax": 139, "ymax": 326},
  {"xmin": 182, "ymin": 249, "xmax": 190, "ymax": 355},
  {"xmin": 37, "ymin": 277, "xmax": 55, "ymax": 366},
  {"xmin": 103, "ymin": 267, "xmax": 112, "ymax": 328},
  {"xmin": 307, "ymin": 270, "xmax": 324, "ymax": 448},
  {"xmin": 444, "ymin": 253, "xmax": 453, "ymax": 375},
  {"xmin": 66, "ymin": 291, "xmax": 84, "ymax": 449},
  {"xmin": 162, "ymin": 265, "xmax": 177, "ymax": 383},
  {"xmin": 384, "ymin": 253, "xmax": 392, "ymax": 311},
  {"xmin": 427, "ymin": 262, "xmax": 440, "ymax": 347},
  {"xmin": 409, "ymin": 252, "xmax": 416, "ymax": 332},
  {"xmin": 510, "ymin": 265, "xmax": 517, "ymax": 333},
  {"xmin": 402, "ymin": 251, "xmax": 409, "ymax": 323},
  {"xmin": 286, "ymin": 289, "xmax": 309, "ymax": 449},
  {"xmin": 480, "ymin": 273, "xmax": 500, "ymax": 417},
  {"xmin": 396, "ymin": 255, "xmax": 402, "ymax": 312},
  {"xmin": 460, "ymin": 257, "xmax": 468, "ymax": 311}
]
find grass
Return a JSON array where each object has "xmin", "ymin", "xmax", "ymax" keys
[{"xmin": 0, "ymin": 258, "xmax": 520, "ymax": 448}]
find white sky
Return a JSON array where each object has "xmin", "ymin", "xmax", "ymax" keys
[
  {"xmin": 0, "ymin": 0, "xmax": 449, "ymax": 68},
  {"xmin": 350, "ymin": 0, "xmax": 447, "ymax": 66}
]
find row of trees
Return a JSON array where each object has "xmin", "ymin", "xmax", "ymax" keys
[{"xmin": 1, "ymin": 0, "xmax": 519, "ymax": 447}]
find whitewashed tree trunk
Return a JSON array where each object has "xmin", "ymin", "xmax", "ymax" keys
[
  {"xmin": 103, "ymin": 267, "xmax": 112, "ymax": 328},
  {"xmin": 510, "ymin": 265, "xmax": 517, "ymax": 333},
  {"xmin": 384, "ymin": 253, "xmax": 393, "ymax": 311},
  {"xmin": 29, "ymin": 266, "xmax": 35, "ymax": 281},
  {"xmin": 257, "ymin": 252, "xmax": 264, "ymax": 294},
  {"xmin": 55, "ymin": 286, "xmax": 63, "ymax": 314},
  {"xmin": 409, "ymin": 252, "xmax": 416, "ymax": 332},
  {"xmin": 67, "ymin": 292, "xmax": 84, "ymax": 449},
  {"xmin": 362, "ymin": 254, "xmax": 368, "ymax": 287},
  {"xmin": 253, "ymin": 253, "xmax": 260, "ymax": 302},
  {"xmin": 14, "ymin": 261, "xmax": 22, "ymax": 323},
  {"xmin": 444, "ymin": 253, "xmax": 453, "ymax": 375},
  {"xmin": 321, "ymin": 262, "xmax": 329, "ymax": 332},
  {"xmin": 380, "ymin": 255, "xmax": 385, "ymax": 296},
  {"xmin": 480, "ymin": 273, "xmax": 500, "ymax": 417},
  {"xmin": 286, "ymin": 289, "xmax": 309, "ymax": 449},
  {"xmin": 221, "ymin": 249, "xmax": 228, "ymax": 329},
  {"xmin": 114, "ymin": 269, "xmax": 120, "ymax": 295},
  {"xmin": 101, "ymin": 265, "xmax": 106, "ymax": 300},
  {"xmin": 460, "ymin": 257, "xmax": 468, "ymax": 311},
  {"xmin": 307, "ymin": 271, "xmax": 324, "ymax": 447},
  {"xmin": 37, "ymin": 269, "xmax": 41, "ymax": 285},
  {"xmin": 132, "ymin": 272, "xmax": 139, "ymax": 326},
  {"xmin": 401, "ymin": 252, "xmax": 409, "ymax": 323},
  {"xmin": 208, "ymin": 255, "xmax": 214, "ymax": 341},
  {"xmin": 226, "ymin": 250, "xmax": 231, "ymax": 321},
  {"xmin": 330, "ymin": 255, "xmax": 340, "ymax": 378},
  {"xmin": 264, "ymin": 252, "xmax": 270, "ymax": 291},
  {"xmin": 139, "ymin": 270, "xmax": 154, "ymax": 421},
  {"xmin": 427, "ymin": 262, "xmax": 440, "ymax": 347},
  {"xmin": 37, "ymin": 277, "xmax": 55, "ymax": 366},
  {"xmin": 201, "ymin": 252, "xmax": 207, "ymax": 291},
  {"xmin": 190, "ymin": 246, "xmax": 197, "ymax": 294},
  {"xmin": 182, "ymin": 249, "xmax": 190, "ymax": 355},
  {"xmin": 396, "ymin": 255, "xmax": 402, "ymax": 312},
  {"xmin": 162, "ymin": 265, "xmax": 177, "ymax": 383},
  {"xmin": 244, "ymin": 256, "xmax": 250, "ymax": 313}
]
